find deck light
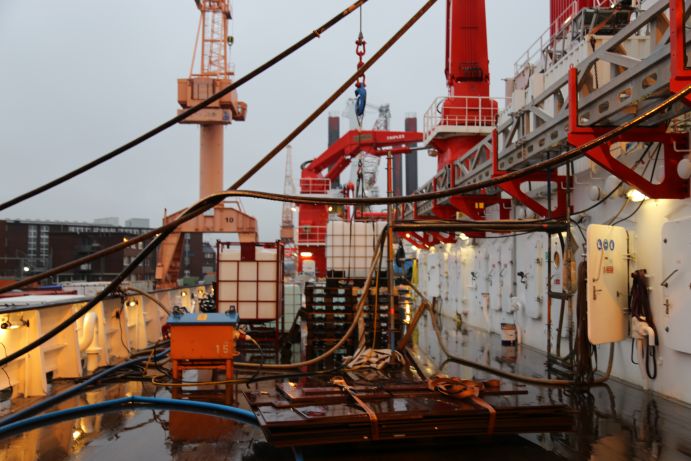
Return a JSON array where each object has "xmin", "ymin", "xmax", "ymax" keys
[{"xmin": 626, "ymin": 188, "xmax": 648, "ymax": 202}]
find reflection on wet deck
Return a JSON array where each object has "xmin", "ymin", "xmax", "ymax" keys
[{"xmin": 0, "ymin": 316, "xmax": 690, "ymax": 460}]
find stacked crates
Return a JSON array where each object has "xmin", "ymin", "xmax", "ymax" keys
[
  {"xmin": 303, "ymin": 277, "xmax": 407, "ymax": 367},
  {"xmin": 304, "ymin": 280, "xmax": 356, "ymax": 366},
  {"xmin": 356, "ymin": 285, "xmax": 407, "ymax": 349}
]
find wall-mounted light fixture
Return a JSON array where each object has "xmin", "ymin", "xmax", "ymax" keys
[
  {"xmin": 0, "ymin": 317, "xmax": 30, "ymax": 330},
  {"xmin": 124, "ymin": 298, "xmax": 138, "ymax": 308},
  {"xmin": 625, "ymin": 188, "xmax": 648, "ymax": 202}
]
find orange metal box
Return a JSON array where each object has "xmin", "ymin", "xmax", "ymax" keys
[{"xmin": 168, "ymin": 312, "xmax": 238, "ymax": 361}]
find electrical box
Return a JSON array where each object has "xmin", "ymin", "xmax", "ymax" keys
[
  {"xmin": 168, "ymin": 312, "xmax": 239, "ymax": 361},
  {"xmin": 661, "ymin": 217, "xmax": 691, "ymax": 354},
  {"xmin": 550, "ymin": 233, "xmax": 565, "ymax": 296},
  {"xmin": 586, "ymin": 224, "xmax": 628, "ymax": 345}
]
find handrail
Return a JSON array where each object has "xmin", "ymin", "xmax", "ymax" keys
[
  {"xmin": 513, "ymin": 0, "xmax": 618, "ymax": 74},
  {"xmin": 423, "ymin": 96, "xmax": 511, "ymax": 140},
  {"xmin": 297, "ymin": 225, "xmax": 328, "ymax": 244}
]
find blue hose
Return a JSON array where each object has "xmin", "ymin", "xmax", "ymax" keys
[
  {"xmin": 293, "ymin": 447, "xmax": 306, "ymax": 461},
  {"xmin": 0, "ymin": 395, "xmax": 258, "ymax": 439},
  {"xmin": 0, "ymin": 347, "xmax": 170, "ymax": 426}
]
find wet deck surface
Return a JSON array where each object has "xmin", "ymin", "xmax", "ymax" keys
[{"xmin": 1, "ymin": 316, "xmax": 691, "ymax": 460}]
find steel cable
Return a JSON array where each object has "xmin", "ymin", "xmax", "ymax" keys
[
  {"xmin": 0, "ymin": 0, "xmax": 369, "ymax": 213},
  {"xmin": 0, "ymin": 0, "xmax": 439, "ymax": 367},
  {"xmin": 3, "ymin": 85, "xmax": 689, "ymax": 296}
]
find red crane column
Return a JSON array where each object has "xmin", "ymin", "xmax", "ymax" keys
[
  {"xmin": 445, "ymin": 0, "xmax": 490, "ymax": 99},
  {"xmin": 156, "ymin": 1, "xmax": 256, "ymax": 288},
  {"xmin": 436, "ymin": 0, "xmax": 494, "ymax": 169}
]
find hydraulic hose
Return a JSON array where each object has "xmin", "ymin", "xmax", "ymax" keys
[
  {"xmin": 0, "ymin": 348, "xmax": 170, "ymax": 426},
  {"xmin": 0, "ymin": 0, "xmax": 369, "ymax": 213},
  {"xmin": 123, "ymin": 286, "xmax": 171, "ymax": 315},
  {"xmin": 2, "ymin": 218, "xmax": 566, "ymax": 295},
  {"xmin": 392, "ymin": 220, "xmax": 569, "ymax": 233},
  {"xmin": 1, "ymin": 8, "xmax": 685, "ymax": 375},
  {"xmin": 0, "ymin": 396, "xmax": 258, "ymax": 440},
  {"xmin": 404, "ymin": 280, "xmax": 614, "ymax": 386},
  {"xmin": 233, "ymin": 231, "xmax": 385, "ymax": 370},
  {"xmin": 0, "ymin": 0, "xmax": 437, "ymax": 368},
  {"xmin": 2, "ymin": 80, "xmax": 687, "ymax": 297}
]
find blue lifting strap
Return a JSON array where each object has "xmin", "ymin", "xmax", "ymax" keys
[{"xmin": 355, "ymin": 85, "xmax": 367, "ymax": 117}]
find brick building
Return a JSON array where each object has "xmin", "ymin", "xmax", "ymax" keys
[
  {"xmin": 0, "ymin": 219, "xmax": 213, "ymax": 285},
  {"xmin": 0, "ymin": 219, "xmax": 156, "ymax": 283}
]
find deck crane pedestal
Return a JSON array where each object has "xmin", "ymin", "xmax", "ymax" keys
[
  {"xmin": 156, "ymin": 0, "xmax": 257, "ymax": 289},
  {"xmin": 402, "ymin": 0, "xmax": 572, "ymax": 247}
]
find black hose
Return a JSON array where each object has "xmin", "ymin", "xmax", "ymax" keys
[
  {"xmin": 2, "ymin": 88, "xmax": 686, "ymax": 296},
  {"xmin": 630, "ymin": 269, "xmax": 658, "ymax": 380},
  {"xmin": 0, "ymin": 0, "xmax": 437, "ymax": 368},
  {"xmin": 0, "ymin": 0, "xmax": 369, "ymax": 213}
]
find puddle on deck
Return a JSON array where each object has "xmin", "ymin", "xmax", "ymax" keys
[{"xmin": 1, "ymin": 317, "xmax": 690, "ymax": 460}]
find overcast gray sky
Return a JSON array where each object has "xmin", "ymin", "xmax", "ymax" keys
[{"xmin": 0, "ymin": 1, "xmax": 547, "ymax": 240}]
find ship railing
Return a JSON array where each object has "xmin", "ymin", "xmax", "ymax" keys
[
  {"xmin": 297, "ymin": 225, "xmax": 327, "ymax": 245},
  {"xmin": 299, "ymin": 177, "xmax": 331, "ymax": 194},
  {"xmin": 513, "ymin": 0, "xmax": 614, "ymax": 75},
  {"xmin": 423, "ymin": 96, "xmax": 510, "ymax": 140}
]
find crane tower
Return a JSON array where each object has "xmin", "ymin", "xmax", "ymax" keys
[
  {"xmin": 280, "ymin": 145, "xmax": 296, "ymax": 242},
  {"xmin": 156, "ymin": 0, "xmax": 257, "ymax": 288}
]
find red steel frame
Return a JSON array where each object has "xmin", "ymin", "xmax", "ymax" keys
[
  {"xmin": 567, "ymin": 67, "xmax": 690, "ymax": 199},
  {"xmin": 669, "ymin": 0, "xmax": 691, "ymax": 103},
  {"xmin": 408, "ymin": 0, "xmax": 691, "ymax": 251},
  {"xmin": 491, "ymin": 130, "xmax": 571, "ymax": 218}
]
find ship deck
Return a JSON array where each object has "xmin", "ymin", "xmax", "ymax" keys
[{"xmin": 2, "ymin": 315, "xmax": 690, "ymax": 460}]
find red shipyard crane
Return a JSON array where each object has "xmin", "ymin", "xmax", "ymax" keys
[
  {"xmin": 403, "ymin": 0, "xmax": 690, "ymax": 250},
  {"xmin": 156, "ymin": 0, "xmax": 257, "ymax": 288}
]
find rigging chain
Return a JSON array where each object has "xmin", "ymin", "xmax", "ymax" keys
[{"xmin": 354, "ymin": 5, "xmax": 368, "ymax": 125}]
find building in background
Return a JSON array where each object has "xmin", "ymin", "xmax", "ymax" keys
[
  {"xmin": 93, "ymin": 217, "xmax": 120, "ymax": 226},
  {"xmin": 202, "ymin": 242, "xmax": 216, "ymax": 276},
  {"xmin": 125, "ymin": 218, "xmax": 150, "ymax": 228},
  {"xmin": 0, "ymin": 219, "xmax": 161, "ymax": 283},
  {"xmin": 0, "ymin": 218, "xmax": 215, "ymax": 286}
]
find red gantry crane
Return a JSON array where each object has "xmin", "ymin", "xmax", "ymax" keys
[{"xmin": 156, "ymin": 0, "xmax": 257, "ymax": 288}]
